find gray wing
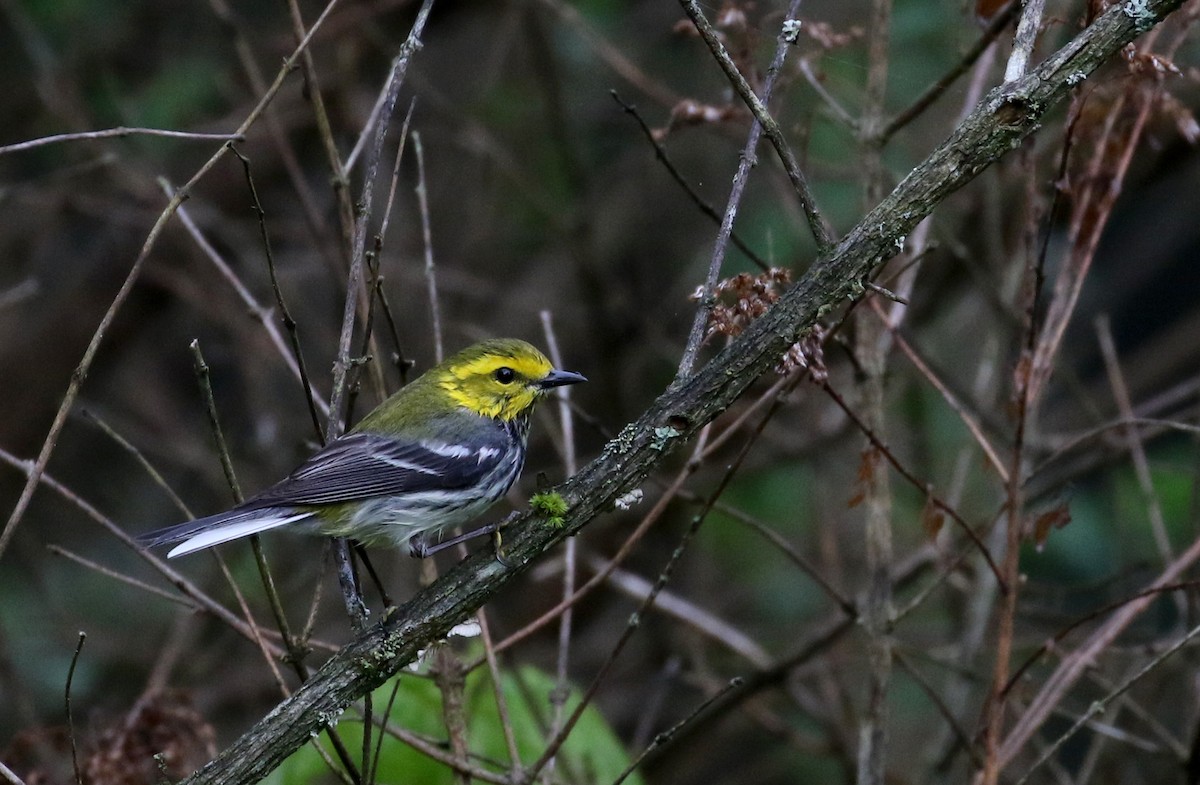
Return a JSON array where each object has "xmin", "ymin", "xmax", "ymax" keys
[{"xmin": 243, "ymin": 428, "xmax": 507, "ymax": 509}]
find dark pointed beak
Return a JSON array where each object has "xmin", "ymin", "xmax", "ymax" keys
[{"xmin": 539, "ymin": 369, "xmax": 587, "ymax": 389}]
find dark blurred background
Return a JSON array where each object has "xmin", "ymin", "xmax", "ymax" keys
[{"xmin": 2, "ymin": 0, "xmax": 1199, "ymax": 783}]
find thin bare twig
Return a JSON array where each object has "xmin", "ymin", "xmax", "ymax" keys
[
  {"xmin": 708, "ymin": 497, "xmax": 854, "ymax": 614},
  {"xmin": 284, "ymin": 0, "xmax": 354, "ymax": 249},
  {"xmin": 0, "ymin": 761, "xmax": 27, "ymax": 785},
  {"xmin": 370, "ymin": 712, "xmax": 510, "ymax": 784},
  {"xmin": 981, "ymin": 137, "xmax": 1045, "ymax": 785},
  {"xmin": 205, "ymin": 0, "xmax": 339, "ymax": 275},
  {"xmin": 611, "ymin": 678, "xmax": 745, "ymax": 785},
  {"xmin": 1028, "ymin": 71, "xmax": 1159, "ymax": 404},
  {"xmin": 190, "ymin": 341, "xmax": 244, "ymax": 502},
  {"xmin": 328, "ymin": 0, "xmax": 436, "ymax": 630},
  {"xmin": 0, "ymin": 127, "xmax": 243, "ymax": 156},
  {"xmin": 1031, "ymin": 416, "xmax": 1200, "ymax": 483},
  {"xmin": 677, "ymin": 0, "xmax": 834, "ymax": 253},
  {"xmin": 2, "ymin": 452, "xmax": 273, "ymax": 655},
  {"xmin": 469, "ymin": 444, "xmax": 702, "ymax": 672},
  {"xmin": 869, "ymin": 299, "xmax": 1009, "ymax": 481},
  {"xmin": 798, "ymin": 58, "xmax": 858, "ymax": 129},
  {"xmin": 585, "ymin": 555, "xmax": 772, "ymax": 668},
  {"xmin": 879, "ymin": 1, "xmax": 1018, "ymax": 141},
  {"xmin": 230, "ymin": 145, "xmax": 327, "ymax": 442},
  {"xmin": 1002, "ymin": 579, "xmax": 1200, "ymax": 699},
  {"xmin": 371, "ymin": 100, "xmax": 418, "ymax": 384},
  {"xmin": 541, "ymin": 310, "xmax": 579, "ymax": 775},
  {"xmin": 677, "ymin": 1, "xmax": 806, "ymax": 378},
  {"xmin": 1016, "ymin": 617, "xmax": 1200, "ymax": 784},
  {"xmin": 1000, "ymin": 444, "xmax": 1200, "ymax": 765},
  {"xmin": 330, "ymin": 0, "xmax": 433, "ymax": 436},
  {"xmin": 47, "ymin": 545, "xmax": 197, "ymax": 607},
  {"xmin": 1095, "ymin": 315, "xmax": 1173, "ymax": 564},
  {"xmin": 164, "ymin": 180, "xmax": 331, "ymax": 418},
  {"xmin": 477, "ymin": 613, "xmax": 522, "ymax": 777},
  {"xmin": 190, "ymin": 343, "xmax": 362, "ymax": 776},
  {"xmin": 472, "ymin": 370, "xmax": 803, "ymax": 669},
  {"xmin": 610, "ymin": 91, "xmax": 770, "ymax": 272},
  {"xmin": 525, "ymin": 361, "xmax": 793, "ymax": 783},
  {"xmin": 856, "ymin": 0, "xmax": 897, "ymax": 777},
  {"xmin": 820, "ymin": 380, "xmax": 1005, "ymax": 587},
  {"xmin": 413, "ymin": 131, "xmax": 444, "ymax": 363},
  {"xmin": 894, "ymin": 650, "xmax": 983, "ymax": 769},
  {"xmin": 533, "ymin": 0, "xmax": 683, "ymax": 108},
  {"xmin": 65, "ymin": 632, "xmax": 86, "ymax": 785},
  {"xmin": 80, "ymin": 409, "xmax": 193, "ymax": 518},
  {"xmin": 430, "ymin": 648, "xmax": 470, "ymax": 785}
]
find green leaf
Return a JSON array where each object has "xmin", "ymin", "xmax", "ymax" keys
[{"xmin": 268, "ymin": 657, "xmax": 642, "ymax": 785}]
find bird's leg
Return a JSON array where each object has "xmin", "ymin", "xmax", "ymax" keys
[
  {"xmin": 409, "ymin": 512, "xmax": 521, "ymax": 559},
  {"xmin": 491, "ymin": 527, "xmax": 511, "ymax": 568},
  {"xmin": 354, "ymin": 543, "xmax": 393, "ymax": 609}
]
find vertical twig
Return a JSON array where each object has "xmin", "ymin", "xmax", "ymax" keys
[
  {"xmin": 230, "ymin": 145, "xmax": 327, "ymax": 443},
  {"xmin": 856, "ymin": 0, "xmax": 895, "ymax": 778},
  {"xmin": 329, "ymin": 0, "xmax": 433, "ymax": 436},
  {"xmin": 372, "ymin": 100, "xmax": 418, "ymax": 384},
  {"xmin": 189, "ymin": 341, "xmax": 368, "ymax": 783},
  {"xmin": 540, "ymin": 310, "xmax": 578, "ymax": 777},
  {"xmin": 981, "ymin": 144, "xmax": 1046, "ymax": 785},
  {"xmin": 411, "ymin": 125, "xmax": 445, "ymax": 592},
  {"xmin": 327, "ymin": 0, "xmax": 436, "ymax": 629},
  {"xmin": 477, "ymin": 613, "xmax": 523, "ymax": 777},
  {"xmin": 65, "ymin": 631, "xmax": 86, "ymax": 785},
  {"xmin": 431, "ymin": 648, "xmax": 471, "ymax": 785},
  {"xmin": 1096, "ymin": 316, "xmax": 1174, "ymax": 565},
  {"xmin": 190, "ymin": 342, "xmax": 319, "ymax": 680},
  {"xmin": 190, "ymin": 341, "xmax": 244, "ymax": 502},
  {"xmin": 284, "ymin": 0, "xmax": 355, "ymax": 248},
  {"xmin": 205, "ymin": 0, "xmax": 340, "ymax": 276},
  {"xmin": 1004, "ymin": 0, "xmax": 1047, "ymax": 82},
  {"xmin": 413, "ymin": 130, "xmax": 444, "ymax": 363}
]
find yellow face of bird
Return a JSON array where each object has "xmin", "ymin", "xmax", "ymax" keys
[{"xmin": 436, "ymin": 340, "xmax": 568, "ymax": 421}]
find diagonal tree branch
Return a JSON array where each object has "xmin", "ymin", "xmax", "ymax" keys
[{"xmin": 180, "ymin": 1, "xmax": 1186, "ymax": 781}]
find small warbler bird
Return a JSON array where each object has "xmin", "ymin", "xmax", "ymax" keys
[{"xmin": 138, "ymin": 338, "xmax": 585, "ymax": 559}]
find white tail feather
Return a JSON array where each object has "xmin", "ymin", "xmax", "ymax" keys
[{"xmin": 167, "ymin": 512, "xmax": 313, "ymax": 558}]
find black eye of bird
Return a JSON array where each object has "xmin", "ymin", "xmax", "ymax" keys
[{"xmin": 493, "ymin": 367, "xmax": 516, "ymax": 384}]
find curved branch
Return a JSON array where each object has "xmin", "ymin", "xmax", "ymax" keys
[{"xmin": 181, "ymin": 1, "xmax": 1186, "ymax": 781}]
